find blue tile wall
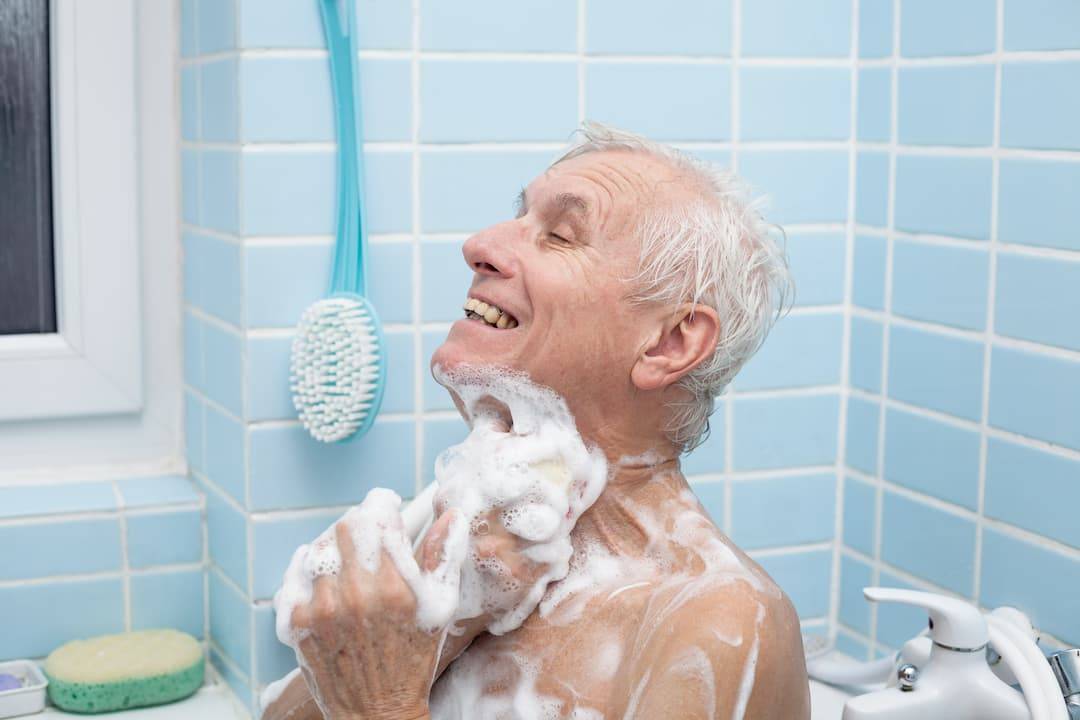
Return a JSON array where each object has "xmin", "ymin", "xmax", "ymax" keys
[
  {"xmin": 732, "ymin": 394, "xmax": 839, "ymax": 470},
  {"xmin": 845, "ymin": 396, "xmax": 880, "ymax": 475},
  {"xmin": 998, "ymin": 159, "xmax": 1080, "ymax": 252},
  {"xmin": 1003, "ymin": 0, "xmax": 1080, "ymax": 51},
  {"xmin": 127, "ymin": 511, "xmax": 203, "ymax": 569},
  {"xmin": 859, "ymin": 0, "xmax": 894, "ymax": 58},
  {"xmin": 850, "ymin": 317, "xmax": 883, "ymax": 393},
  {"xmin": 738, "ymin": 151, "xmax": 850, "ymax": 224},
  {"xmin": 786, "ymin": 234, "xmax": 846, "ymax": 307},
  {"xmin": 900, "ymin": 0, "xmax": 996, "ymax": 57},
  {"xmin": 839, "ymin": 555, "xmax": 874, "ymax": 634},
  {"xmin": 894, "ymin": 155, "xmax": 993, "ymax": 239},
  {"xmin": 588, "ymin": 0, "xmax": 731, "ymax": 56},
  {"xmin": 730, "ymin": 474, "xmax": 835, "ymax": 549},
  {"xmin": 883, "ymin": 408, "xmax": 981, "ymax": 510},
  {"xmin": 421, "ymin": 152, "xmax": 551, "ymax": 232},
  {"xmin": 985, "ymin": 438, "xmax": 1080, "ymax": 548},
  {"xmin": 989, "ymin": 347, "xmax": 1080, "ymax": 451},
  {"xmin": 200, "ymin": 59, "xmax": 238, "ymax": 143},
  {"xmin": 898, "ymin": 66, "xmax": 995, "ymax": 147},
  {"xmin": 1001, "ymin": 63, "xmax": 1080, "ymax": 151},
  {"xmin": 881, "ymin": 491, "xmax": 976, "ymax": 595},
  {"xmin": 857, "ymin": 68, "xmax": 891, "ymax": 143},
  {"xmin": 994, "ymin": 253, "xmax": 1080, "ymax": 351},
  {"xmin": 856, "ymin": 152, "xmax": 889, "ymax": 227},
  {"xmin": 252, "ymin": 511, "xmax": 340, "ymax": 600},
  {"xmin": 422, "ymin": 0, "xmax": 576, "ymax": 53},
  {"xmin": 0, "ymin": 519, "xmax": 121, "ymax": 582},
  {"xmin": 741, "ymin": 0, "xmax": 852, "ymax": 58},
  {"xmin": 843, "ymin": 477, "xmax": 877, "ymax": 557},
  {"xmin": 735, "ymin": 314, "xmax": 844, "ymax": 390},
  {"xmin": 756, "ymin": 550, "xmax": 832, "ymax": 618},
  {"xmin": 890, "ymin": 240, "xmax": 989, "ymax": 330},
  {"xmin": 131, "ymin": 570, "xmax": 205, "ymax": 638},
  {"xmin": 853, "ymin": 235, "xmax": 887, "ymax": 310},
  {"xmin": 681, "ymin": 405, "xmax": 726, "ymax": 476},
  {"xmin": 740, "ymin": 68, "xmax": 850, "ymax": 141},
  {"xmin": 887, "ymin": 324, "xmax": 984, "ymax": 421},
  {"xmin": 0, "ymin": 579, "xmax": 125, "ymax": 659}
]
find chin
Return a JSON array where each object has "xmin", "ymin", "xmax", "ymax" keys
[{"xmin": 430, "ymin": 319, "xmax": 520, "ymax": 379}]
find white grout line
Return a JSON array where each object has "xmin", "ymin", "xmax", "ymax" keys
[
  {"xmin": 113, "ymin": 482, "xmax": 132, "ymax": 632},
  {"xmin": 577, "ymin": 0, "xmax": 586, "ymax": 124},
  {"xmin": 411, "ymin": 0, "xmax": 425, "ymax": 498}
]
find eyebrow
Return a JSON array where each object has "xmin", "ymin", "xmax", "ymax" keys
[{"xmin": 514, "ymin": 188, "xmax": 591, "ymax": 221}]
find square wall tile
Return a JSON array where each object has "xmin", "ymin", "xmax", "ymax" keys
[
  {"xmin": 1001, "ymin": 63, "xmax": 1080, "ymax": 151},
  {"xmin": 185, "ymin": 233, "xmax": 243, "ymax": 326},
  {"xmin": 681, "ymin": 403, "xmax": 726, "ymax": 475},
  {"xmin": 989, "ymin": 347, "xmax": 1080, "ymax": 451},
  {"xmin": 181, "ymin": 67, "xmax": 198, "ymax": 141},
  {"xmin": 856, "ymin": 152, "xmax": 889, "ymax": 228},
  {"xmin": 998, "ymin": 159, "xmax": 1080, "ymax": 252},
  {"xmin": 209, "ymin": 569, "xmax": 252, "ymax": 673},
  {"xmin": 586, "ymin": 63, "xmax": 731, "ymax": 141},
  {"xmin": 850, "ymin": 316, "xmax": 884, "ymax": 393},
  {"xmin": 422, "ymin": 329, "xmax": 454, "ymax": 412},
  {"xmin": 0, "ymin": 519, "xmax": 121, "ymax": 581},
  {"xmin": 421, "ymin": 61, "xmax": 577, "ymax": 142},
  {"xmin": 588, "ymin": 0, "xmax": 731, "ymax": 55},
  {"xmin": 197, "ymin": 0, "xmax": 236, "ymax": 55},
  {"xmin": 876, "ymin": 571, "xmax": 929, "ymax": 648},
  {"xmin": 730, "ymin": 473, "xmax": 835, "ymax": 550},
  {"xmin": 898, "ymin": 66, "xmax": 995, "ymax": 146},
  {"xmin": 1004, "ymin": 0, "xmax": 1080, "ymax": 51},
  {"xmin": 421, "ymin": 151, "xmax": 551, "ymax": 232},
  {"xmin": 742, "ymin": 0, "xmax": 852, "ymax": 57},
  {"xmin": 839, "ymin": 555, "xmax": 873, "ymax": 634},
  {"xmin": 843, "ymin": 476, "xmax": 877, "ymax": 557},
  {"xmin": 211, "ymin": 649, "xmax": 253, "ymax": 715},
  {"xmin": 204, "ymin": 404, "xmax": 246, "ymax": 504},
  {"xmin": 740, "ymin": 68, "xmax": 850, "ymax": 141},
  {"xmin": 185, "ymin": 314, "xmax": 204, "ymax": 392},
  {"xmin": 736, "ymin": 313, "xmax": 844, "ymax": 390},
  {"xmin": 994, "ymin": 253, "xmax": 1080, "ymax": 351},
  {"xmin": 0, "ymin": 579, "xmax": 124, "ymax": 659},
  {"xmin": 255, "ymin": 605, "xmax": 296, "ymax": 684},
  {"xmin": 857, "ymin": 67, "xmax": 891, "ymax": 142},
  {"xmin": 732, "ymin": 394, "xmax": 839, "ymax": 471},
  {"xmin": 131, "ymin": 570, "xmax": 205, "ymax": 638},
  {"xmin": 985, "ymin": 437, "xmax": 1080, "ymax": 548},
  {"xmin": 205, "ymin": 484, "xmax": 249, "ymax": 591},
  {"xmin": 420, "ymin": 240, "xmax": 472, "ymax": 322},
  {"xmin": 883, "ymin": 408, "xmax": 981, "ymax": 510},
  {"xmin": 185, "ymin": 392, "xmax": 205, "ymax": 473},
  {"xmin": 240, "ymin": 0, "xmax": 411, "ymax": 49},
  {"xmin": 180, "ymin": 0, "xmax": 197, "ymax": 57},
  {"xmin": 891, "ymin": 240, "xmax": 989, "ymax": 331},
  {"xmin": 845, "ymin": 396, "xmax": 880, "ymax": 475},
  {"xmin": 380, "ymin": 331, "xmax": 416, "ymax": 414},
  {"xmin": 859, "ymin": 0, "xmax": 894, "ymax": 58},
  {"xmin": 900, "ymin": 0, "xmax": 996, "ymax": 57},
  {"xmin": 756, "ymin": 550, "xmax": 832, "ymax": 618},
  {"xmin": 689, "ymin": 479, "xmax": 725, "ymax": 528},
  {"xmin": 422, "ymin": 0, "xmax": 576, "ymax": 52},
  {"xmin": 894, "ymin": 155, "xmax": 993, "ymax": 239},
  {"xmin": 253, "ymin": 511, "xmax": 340, "ymax": 600},
  {"xmin": 203, "ymin": 323, "xmax": 243, "ymax": 417},
  {"xmin": 852, "ymin": 235, "xmax": 887, "ymax": 311},
  {"xmin": 0, "ymin": 482, "xmax": 115, "ymax": 520},
  {"xmin": 200, "ymin": 59, "xmax": 239, "ymax": 143},
  {"xmin": 880, "ymin": 491, "xmax": 976, "ymax": 595},
  {"xmin": 200, "ymin": 151, "xmax": 240, "ymax": 234},
  {"xmin": 245, "ymin": 336, "xmax": 294, "ymax": 421},
  {"xmin": 786, "ymin": 233, "xmax": 846, "ymax": 307},
  {"xmin": 182, "ymin": 150, "xmax": 200, "ymax": 225},
  {"xmin": 887, "ymin": 325, "xmax": 984, "ymax": 421},
  {"xmin": 738, "ymin": 151, "xmax": 850, "ymax": 224},
  {"xmin": 127, "ymin": 511, "xmax": 203, "ymax": 568}
]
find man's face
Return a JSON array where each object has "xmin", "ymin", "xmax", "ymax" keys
[{"xmin": 431, "ymin": 150, "xmax": 686, "ymax": 423}]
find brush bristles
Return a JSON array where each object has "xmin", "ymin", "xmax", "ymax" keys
[{"xmin": 290, "ymin": 297, "xmax": 382, "ymax": 443}]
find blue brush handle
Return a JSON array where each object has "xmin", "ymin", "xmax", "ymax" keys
[{"xmin": 320, "ymin": 0, "xmax": 369, "ymax": 298}]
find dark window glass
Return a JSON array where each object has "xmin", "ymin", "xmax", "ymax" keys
[{"xmin": 0, "ymin": 0, "xmax": 56, "ymax": 335}]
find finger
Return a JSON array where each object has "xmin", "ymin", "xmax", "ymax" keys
[
  {"xmin": 376, "ymin": 547, "xmax": 415, "ymax": 612},
  {"xmin": 311, "ymin": 575, "xmax": 340, "ymax": 637},
  {"xmin": 417, "ymin": 508, "xmax": 457, "ymax": 573},
  {"xmin": 334, "ymin": 520, "xmax": 361, "ymax": 578}
]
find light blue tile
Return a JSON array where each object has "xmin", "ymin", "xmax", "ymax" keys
[
  {"xmin": 883, "ymin": 408, "xmax": 981, "ymax": 509},
  {"xmin": 209, "ymin": 568, "xmax": 252, "ymax": 672},
  {"xmin": 422, "ymin": 0, "xmax": 576, "ymax": 52},
  {"xmin": 422, "ymin": 330, "xmax": 454, "ymax": 412},
  {"xmin": 118, "ymin": 476, "xmax": 201, "ymax": 509},
  {"xmin": 240, "ymin": 0, "xmax": 411, "ymax": 49},
  {"xmin": 0, "ymin": 579, "xmax": 124, "ymax": 659},
  {"xmin": 200, "ymin": 150, "xmax": 240, "ymax": 234},
  {"xmin": 887, "ymin": 325, "xmax": 984, "ymax": 421},
  {"xmin": 131, "ymin": 570, "xmax": 204, "ymax": 638},
  {"xmin": 420, "ymin": 240, "xmax": 472, "ymax": 322},
  {"xmin": 786, "ymin": 233, "xmax": 846, "ymax": 307},
  {"xmin": 843, "ymin": 476, "xmax": 876, "ymax": 556},
  {"xmin": 1004, "ymin": 0, "xmax": 1080, "ymax": 51},
  {"xmin": 845, "ymin": 396, "xmax": 880, "ymax": 475},
  {"xmin": 587, "ymin": 63, "xmax": 731, "ymax": 141},
  {"xmin": 127, "ymin": 511, "xmax": 203, "ymax": 569},
  {"xmin": 689, "ymin": 480, "xmax": 725, "ymax": 529},
  {"xmin": 836, "ymin": 632, "xmax": 872, "ymax": 660},
  {"xmin": 731, "ymin": 473, "xmax": 835, "ymax": 549},
  {"xmin": 756, "ymin": 550, "xmax": 832, "ymax": 618},
  {"xmin": 742, "ymin": 0, "xmax": 852, "ymax": 57},
  {"xmin": 245, "ymin": 336, "xmax": 294, "ymax": 421},
  {"xmin": 741, "ymin": 68, "xmax": 850, "ymax": 141},
  {"xmin": 732, "ymin": 394, "xmax": 839, "ymax": 470},
  {"xmin": 201, "ymin": 59, "xmax": 238, "ymax": 143},
  {"xmin": 980, "ymin": 528, "xmax": 1080, "ymax": 644},
  {"xmin": 205, "ymin": 485, "xmax": 249, "ymax": 591},
  {"xmin": 189, "ymin": 234, "xmax": 243, "ymax": 325},
  {"xmin": 876, "ymin": 570, "xmax": 929, "ymax": 648},
  {"xmin": 894, "ymin": 155, "xmax": 993, "ymax": 239},
  {"xmin": 850, "ymin": 316, "xmax": 883, "ymax": 393},
  {"xmin": 241, "ymin": 58, "xmax": 410, "ymax": 143},
  {"xmin": 891, "ymin": 240, "xmax": 989, "ymax": 330},
  {"xmin": 249, "ymin": 420, "xmax": 415, "ymax": 510},
  {"xmin": 856, "ymin": 152, "xmax": 889, "ymax": 227},
  {"xmin": 0, "ymin": 519, "xmax": 121, "ymax": 581},
  {"xmin": 184, "ymin": 312, "xmax": 204, "ymax": 392},
  {"xmin": 421, "ymin": 151, "xmax": 551, "ymax": 232},
  {"xmin": 182, "ymin": 150, "xmax": 200, "ymax": 225},
  {"xmin": 881, "ymin": 491, "xmax": 976, "ymax": 595},
  {"xmin": 989, "ymin": 347, "xmax": 1080, "ymax": 451},
  {"xmin": 252, "ymin": 511, "xmax": 340, "ymax": 600},
  {"xmin": 242, "ymin": 151, "xmax": 411, "ymax": 236},
  {"xmin": 380, "ymin": 331, "xmax": 416, "ymax": 414},
  {"xmin": 0, "ymin": 482, "xmax": 116, "ymax": 520},
  {"xmin": 255, "ymin": 605, "xmax": 296, "ymax": 684},
  {"xmin": 588, "ymin": 0, "xmax": 731, "ymax": 55},
  {"xmin": 995, "ymin": 253, "xmax": 1080, "ymax": 351},
  {"xmin": 181, "ymin": 0, "xmax": 198, "ymax": 57},
  {"xmin": 423, "ymin": 418, "xmax": 471, "ymax": 484},
  {"xmin": 421, "ymin": 61, "xmax": 576, "ymax": 142},
  {"xmin": 900, "ymin": 0, "xmax": 996, "ymax": 57},
  {"xmin": 738, "ymin": 150, "xmax": 849, "ymax": 224},
  {"xmin": 857, "ymin": 67, "xmax": 891, "ymax": 142},
  {"xmin": 183, "ymin": 232, "xmax": 202, "ymax": 306},
  {"xmin": 998, "ymin": 159, "xmax": 1080, "ymax": 252},
  {"xmin": 204, "ymin": 405, "xmax": 246, "ymax": 504},
  {"xmin": 1002, "ymin": 63, "xmax": 1080, "ymax": 150},
  {"xmin": 185, "ymin": 392, "xmax": 205, "ymax": 473},
  {"xmin": 681, "ymin": 404, "xmax": 726, "ymax": 475},
  {"xmin": 181, "ymin": 67, "xmax": 198, "ymax": 141},
  {"xmin": 736, "ymin": 314, "xmax": 844, "ymax": 390},
  {"xmin": 840, "ymin": 555, "xmax": 874, "ymax": 634},
  {"xmin": 985, "ymin": 437, "xmax": 1080, "ymax": 548},
  {"xmin": 853, "ymin": 235, "xmax": 887, "ymax": 311},
  {"xmin": 203, "ymin": 324, "xmax": 243, "ymax": 416},
  {"xmin": 859, "ymin": 0, "xmax": 894, "ymax": 58},
  {"xmin": 898, "ymin": 66, "xmax": 996, "ymax": 146},
  {"xmin": 211, "ymin": 648, "xmax": 253, "ymax": 714},
  {"xmin": 198, "ymin": 0, "xmax": 235, "ymax": 55}
]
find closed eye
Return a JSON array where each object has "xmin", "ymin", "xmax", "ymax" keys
[{"xmin": 549, "ymin": 232, "xmax": 572, "ymax": 245}]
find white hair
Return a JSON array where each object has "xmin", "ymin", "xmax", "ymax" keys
[{"xmin": 553, "ymin": 121, "xmax": 794, "ymax": 453}]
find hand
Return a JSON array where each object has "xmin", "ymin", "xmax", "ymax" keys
[{"xmin": 290, "ymin": 510, "xmax": 463, "ymax": 720}]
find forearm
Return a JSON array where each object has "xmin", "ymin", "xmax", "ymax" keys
[{"xmin": 261, "ymin": 673, "xmax": 323, "ymax": 720}]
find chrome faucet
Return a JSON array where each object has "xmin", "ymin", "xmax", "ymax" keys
[{"xmin": 1050, "ymin": 649, "xmax": 1080, "ymax": 720}]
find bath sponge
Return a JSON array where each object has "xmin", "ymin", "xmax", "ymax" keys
[{"xmin": 44, "ymin": 630, "xmax": 204, "ymax": 714}]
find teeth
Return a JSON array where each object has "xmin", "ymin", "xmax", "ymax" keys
[
  {"xmin": 496, "ymin": 313, "xmax": 509, "ymax": 329},
  {"xmin": 474, "ymin": 301, "xmax": 489, "ymax": 315},
  {"xmin": 507, "ymin": 318, "xmax": 518, "ymax": 329},
  {"xmin": 463, "ymin": 298, "xmax": 478, "ymax": 311},
  {"xmin": 463, "ymin": 296, "xmax": 518, "ymax": 329},
  {"xmin": 483, "ymin": 306, "xmax": 501, "ymax": 324}
]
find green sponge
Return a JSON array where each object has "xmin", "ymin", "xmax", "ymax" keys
[{"xmin": 44, "ymin": 629, "xmax": 204, "ymax": 714}]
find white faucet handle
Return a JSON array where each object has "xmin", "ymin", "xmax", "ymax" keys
[{"xmin": 864, "ymin": 587, "xmax": 988, "ymax": 651}]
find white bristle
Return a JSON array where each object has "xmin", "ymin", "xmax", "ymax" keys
[{"xmin": 290, "ymin": 297, "xmax": 384, "ymax": 443}]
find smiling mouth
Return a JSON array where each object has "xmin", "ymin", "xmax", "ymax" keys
[{"xmin": 462, "ymin": 297, "xmax": 518, "ymax": 329}]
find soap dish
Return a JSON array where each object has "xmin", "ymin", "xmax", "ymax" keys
[{"xmin": 0, "ymin": 660, "xmax": 47, "ymax": 718}]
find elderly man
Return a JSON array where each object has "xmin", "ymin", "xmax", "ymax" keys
[{"xmin": 263, "ymin": 123, "xmax": 810, "ymax": 719}]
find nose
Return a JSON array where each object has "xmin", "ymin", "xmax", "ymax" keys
[{"xmin": 462, "ymin": 223, "xmax": 518, "ymax": 279}]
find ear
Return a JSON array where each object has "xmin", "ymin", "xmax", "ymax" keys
[{"xmin": 631, "ymin": 304, "xmax": 721, "ymax": 392}]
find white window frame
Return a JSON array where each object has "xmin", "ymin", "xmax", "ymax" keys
[{"xmin": 0, "ymin": 0, "xmax": 141, "ymax": 419}]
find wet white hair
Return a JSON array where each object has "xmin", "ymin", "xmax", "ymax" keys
[{"xmin": 553, "ymin": 121, "xmax": 794, "ymax": 453}]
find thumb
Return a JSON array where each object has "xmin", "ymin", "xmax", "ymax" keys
[{"xmin": 417, "ymin": 509, "xmax": 464, "ymax": 573}]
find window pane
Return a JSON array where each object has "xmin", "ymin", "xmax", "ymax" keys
[{"xmin": 0, "ymin": 0, "xmax": 56, "ymax": 335}]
